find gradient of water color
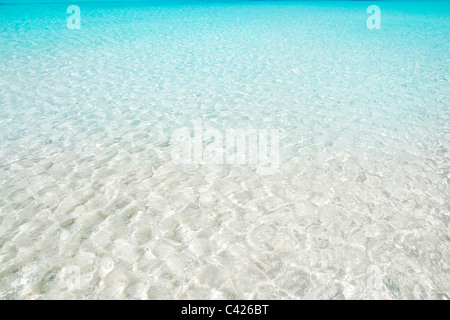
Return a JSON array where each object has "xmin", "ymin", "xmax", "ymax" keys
[{"xmin": 0, "ymin": 1, "xmax": 449, "ymax": 299}]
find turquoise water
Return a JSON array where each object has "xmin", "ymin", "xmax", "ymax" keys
[{"xmin": 0, "ymin": 1, "xmax": 449, "ymax": 299}]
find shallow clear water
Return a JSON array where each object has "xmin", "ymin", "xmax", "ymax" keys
[{"xmin": 0, "ymin": 1, "xmax": 449, "ymax": 299}]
